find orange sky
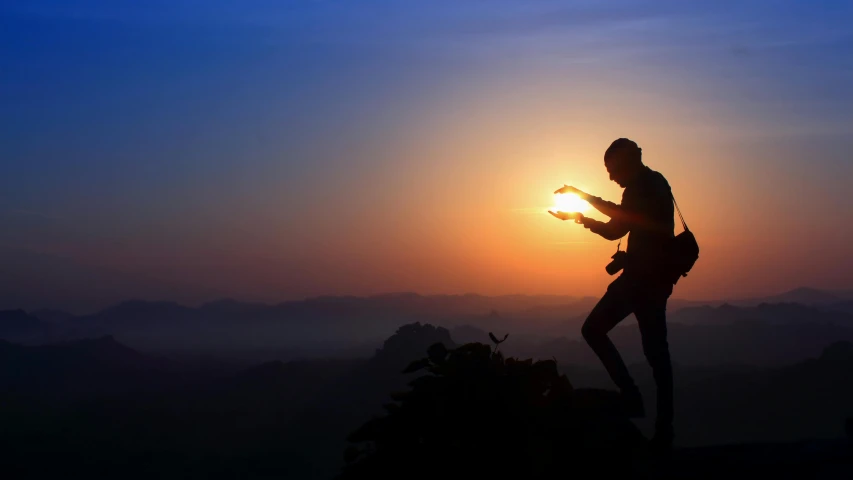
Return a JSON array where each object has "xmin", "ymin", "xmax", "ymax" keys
[
  {"xmin": 91, "ymin": 66, "xmax": 851, "ymax": 304},
  {"xmin": 3, "ymin": 2, "xmax": 852, "ymax": 311}
]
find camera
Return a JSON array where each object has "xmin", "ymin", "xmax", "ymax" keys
[{"xmin": 605, "ymin": 251, "xmax": 628, "ymax": 275}]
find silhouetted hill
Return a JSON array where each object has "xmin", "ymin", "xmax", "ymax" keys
[
  {"xmin": 0, "ymin": 309, "xmax": 47, "ymax": 343},
  {"xmin": 1, "ymin": 294, "xmax": 588, "ymax": 354},
  {"xmin": 732, "ymin": 287, "xmax": 853, "ymax": 307},
  {"xmin": 670, "ymin": 340, "xmax": 853, "ymax": 446},
  {"xmin": 30, "ymin": 308, "xmax": 75, "ymax": 324},
  {"xmin": 0, "ymin": 335, "xmax": 363, "ymax": 479},
  {"xmin": 515, "ymin": 319, "xmax": 853, "ymax": 368},
  {"xmin": 671, "ymin": 302, "xmax": 853, "ymax": 326},
  {"xmin": 450, "ymin": 323, "xmax": 491, "ymax": 344},
  {"xmin": 520, "ymin": 302, "xmax": 853, "ymax": 367},
  {"xmin": 550, "ymin": 301, "xmax": 853, "ymax": 338},
  {"xmin": 828, "ymin": 300, "xmax": 853, "ymax": 315},
  {"xmin": 292, "ymin": 323, "xmax": 457, "ymax": 425},
  {"xmin": 0, "ymin": 336, "xmax": 171, "ymax": 402},
  {"xmin": 280, "ymin": 323, "xmax": 459, "ymax": 479},
  {"xmin": 199, "ymin": 298, "xmax": 269, "ymax": 317},
  {"xmin": 89, "ymin": 300, "xmax": 195, "ymax": 326},
  {"xmin": 196, "ymin": 358, "xmax": 364, "ymax": 431},
  {"xmin": 5, "ymin": 288, "xmax": 853, "ymax": 370},
  {"xmin": 766, "ymin": 287, "xmax": 843, "ymax": 305}
]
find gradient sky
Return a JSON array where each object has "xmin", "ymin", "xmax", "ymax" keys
[{"xmin": 2, "ymin": 1, "xmax": 852, "ymax": 312}]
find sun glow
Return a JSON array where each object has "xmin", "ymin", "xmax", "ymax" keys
[{"xmin": 552, "ymin": 193, "xmax": 590, "ymax": 214}]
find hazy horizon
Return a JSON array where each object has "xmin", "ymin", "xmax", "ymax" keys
[{"xmin": 6, "ymin": 282, "xmax": 853, "ymax": 317}]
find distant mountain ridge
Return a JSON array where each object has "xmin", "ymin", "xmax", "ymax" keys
[
  {"xmin": 0, "ymin": 335, "xmax": 172, "ymax": 402},
  {"xmin": 729, "ymin": 287, "xmax": 853, "ymax": 307},
  {"xmin": 669, "ymin": 302, "xmax": 853, "ymax": 326},
  {"xmin": 0, "ymin": 309, "xmax": 48, "ymax": 342},
  {"xmin": 11, "ymin": 286, "xmax": 853, "ymax": 323},
  {"xmin": 2, "ymin": 287, "xmax": 852, "ymax": 365},
  {"xmin": 3, "ymin": 293, "xmax": 598, "ymax": 352}
]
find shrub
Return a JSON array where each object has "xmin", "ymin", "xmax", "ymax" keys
[{"xmin": 339, "ymin": 337, "xmax": 646, "ymax": 479}]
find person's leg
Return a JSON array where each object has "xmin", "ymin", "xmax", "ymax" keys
[
  {"xmin": 634, "ymin": 289, "xmax": 674, "ymax": 445},
  {"xmin": 581, "ymin": 285, "xmax": 637, "ymax": 399}
]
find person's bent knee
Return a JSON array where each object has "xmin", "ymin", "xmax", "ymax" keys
[{"xmin": 581, "ymin": 321, "xmax": 603, "ymax": 344}]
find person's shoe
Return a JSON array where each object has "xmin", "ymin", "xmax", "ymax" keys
[{"xmin": 620, "ymin": 387, "xmax": 645, "ymax": 418}]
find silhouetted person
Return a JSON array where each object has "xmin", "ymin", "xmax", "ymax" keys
[{"xmin": 551, "ymin": 138, "xmax": 675, "ymax": 450}]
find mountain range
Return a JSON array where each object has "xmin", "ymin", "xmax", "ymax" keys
[{"xmin": 3, "ymin": 287, "xmax": 853, "ymax": 366}]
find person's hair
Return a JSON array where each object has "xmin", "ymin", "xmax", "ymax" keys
[{"xmin": 604, "ymin": 138, "xmax": 642, "ymax": 165}]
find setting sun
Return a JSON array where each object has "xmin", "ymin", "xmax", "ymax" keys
[{"xmin": 552, "ymin": 193, "xmax": 590, "ymax": 214}]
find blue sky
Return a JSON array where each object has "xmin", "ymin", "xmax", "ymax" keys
[{"xmin": 1, "ymin": 1, "xmax": 851, "ymax": 311}]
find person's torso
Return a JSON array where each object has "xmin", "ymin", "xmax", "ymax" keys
[{"xmin": 621, "ymin": 166, "xmax": 675, "ymax": 277}]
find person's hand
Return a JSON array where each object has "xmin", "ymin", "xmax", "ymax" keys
[
  {"xmin": 548, "ymin": 211, "xmax": 584, "ymax": 223},
  {"xmin": 554, "ymin": 185, "xmax": 586, "ymax": 197}
]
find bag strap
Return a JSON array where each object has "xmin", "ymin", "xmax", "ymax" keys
[
  {"xmin": 618, "ymin": 193, "xmax": 688, "ymax": 249},
  {"xmin": 672, "ymin": 193, "xmax": 688, "ymax": 232}
]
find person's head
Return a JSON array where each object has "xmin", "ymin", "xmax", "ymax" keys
[{"xmin": 604, "ymin": 138, "xmax": 643, "ymax": 187}]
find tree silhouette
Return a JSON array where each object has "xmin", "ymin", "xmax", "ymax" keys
[{"xmin": 338, "ymin": 336, "xmax": 648, "ymax": 479}]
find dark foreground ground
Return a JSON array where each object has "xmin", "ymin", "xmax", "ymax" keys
[
  {"xmin": 4, "ymin": 438, "xmax": 850, "ymax": 479},
  {"xmin": 669, "ymin": 438, "xmax": 851, "ymax": 479}
]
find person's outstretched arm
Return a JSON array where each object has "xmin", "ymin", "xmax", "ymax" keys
[
  {"xmin": 586, "ymin": 195, "xmax": 622, "ymax": 218},
  {"xmin": 548, "ymin": 210, "xmax": 628, "ymax": 240},
  {"xmin": 555, "ymin": 184, "xmax": 663, "ymax": 237},
  {"xmin": 555, "ymin": 185, "xmax": 626, "ymax": 220},
  {"xmin": 579, "ymin": 215, "xmax": 629, "ymax": 240}
]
